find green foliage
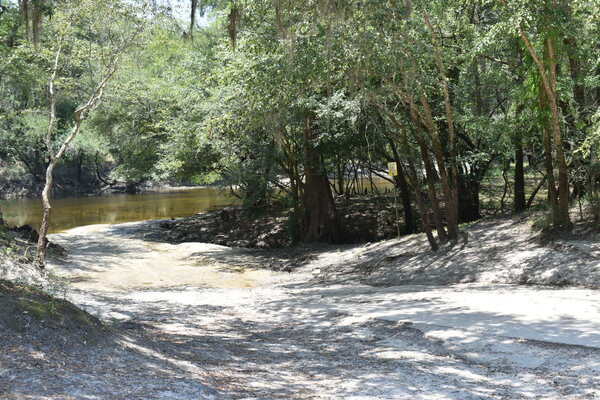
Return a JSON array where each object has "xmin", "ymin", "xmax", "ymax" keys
[{"xmin": 2, "ymin": 0, "xmax": 600, "ymax": 234}]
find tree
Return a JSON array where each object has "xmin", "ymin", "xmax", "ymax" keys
[
  {"xmin": 499, "ymin": 0, "xmax": 573, "ymax": 230},
  {"xmin": 35, "ymin": 0, "xmax": 145, "ymax": 267}
]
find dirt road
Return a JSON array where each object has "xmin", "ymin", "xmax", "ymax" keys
[{"xmin": 7, "ymin": 220, "xmax": 599, "ymax": 399}]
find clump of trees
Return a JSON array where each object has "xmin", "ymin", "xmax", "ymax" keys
[
  {"xmin": 1, "ymin": 0, "xmax": 599, "ymax": 263},
  {"xmin": 192, "ymin": 0, "xmax": 599, "ymax": 249}
]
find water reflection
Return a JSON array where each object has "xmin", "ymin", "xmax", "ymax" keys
[{"xmin": 0, "ymin": 188, "xmax": 238, "ymax": 233}]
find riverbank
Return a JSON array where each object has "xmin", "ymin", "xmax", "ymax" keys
[
  {"xmin": 0, "ymin": 223, "xmax": 65, "ymax": 287},
  {"xmin": 2, "ymin": 217, "xmax": 600, "ymax": 399},
  {"xmin": 158, "ymin": 195, "xmax": 402, "ymax": 249}
]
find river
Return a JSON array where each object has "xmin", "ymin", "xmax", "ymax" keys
[{"xmin": 0, "ymin": 187, "xmax": 238, "ymax": 233}]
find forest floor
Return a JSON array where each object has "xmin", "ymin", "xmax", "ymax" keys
[{"xmin": 2, "ymin": 217, "xmax": 600, "ymax": 399}]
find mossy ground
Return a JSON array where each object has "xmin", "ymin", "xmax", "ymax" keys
[{"xmin": 0, "ymin": 279, "xmax": 107, "ymax": 346}]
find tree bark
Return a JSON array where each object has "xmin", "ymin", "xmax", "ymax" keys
[
  {"xmin": 335, "ymin": 156, "xmax": 345, "ymax": 195},
  {"xmin": 302, "ymin": 117, "xmax": 339, "ymax": 242},
  {"xmin": 539, "ymin": 78, "xmax": 560, "ymax": 223},
  {"xmin": 545, "ymin": 37, "xmax": 571, "ymax": 229},
  {"xmin": 36, "ymin": 161, "xmax": 56, "ymax": 267},
  {"xmin": 19, "ymin": 0, "xmax": 31, "ymax": 42},
  {"xmin": 458, "ymin": 173, "xmax": 481, "ymax": 222}
]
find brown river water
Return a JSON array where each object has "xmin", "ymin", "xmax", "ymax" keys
[
  {"xmin": 0, "ymin": 176, "xmax": 395, "ymax": 233},
  {"xmin": 0, "ymin": 187, "xmax": 238, "ymax": 233}
]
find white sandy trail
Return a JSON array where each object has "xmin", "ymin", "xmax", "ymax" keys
[{"xmin": 43, "ymin": 221, "xmax": 600, "ymax": 400}]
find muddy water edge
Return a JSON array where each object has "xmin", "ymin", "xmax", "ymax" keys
[{"xmin": 0, "ymin": 187, "xmax": 238, "ymax": 233}]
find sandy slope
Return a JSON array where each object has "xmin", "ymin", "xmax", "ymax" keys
[{"xmin": 3, "ymin": 219, "xmax": 600, "ymax": 399}]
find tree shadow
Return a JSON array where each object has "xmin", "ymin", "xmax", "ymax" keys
[{"xmin": 7, "ymin": 279, "xmax": 595, "ymax": 399}]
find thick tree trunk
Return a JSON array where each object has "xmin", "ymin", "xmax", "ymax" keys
[
  {"xmin": 458, "ymin": 174, "xmax": 481, "ymax": 222},
  {"xmin": 19, "ymin": 0, "xmax": 31, "ymax": 41},
  {"xmin": 31, "ymin": 1, "xmax": 42, "ymax": 46},
  {"xmin": 302, "ymin": 118, "xmax": 339, "ymax": 242}
]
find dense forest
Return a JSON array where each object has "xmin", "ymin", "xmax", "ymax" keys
[{"xmin": 1, "ymin": 0, "xmax": 600, "ymax": 260}]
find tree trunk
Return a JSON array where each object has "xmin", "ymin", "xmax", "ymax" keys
[
  {"xmin": 31, "ymin": 1, "xmax": 42, "ymax": 46},
  {"xmin": 527, "ymin": 174, "xmax": 548, "ymax": 208},
  {"xmin": 399, "ymin": 130, "xmax": 438, "ymax": 251},
  {"xmin": 302, "ymin": 118, "xmax": 339, "ymax": 242},
  {"xmin": 540, "ymin": 81, "xmax": 560, "ymax": 223},
  {"xmin": 19, "ymin": 0, "xmax": 31, "ymax": 42},
  {"xmin": 386, "ymin": 136, "xmax": 415, "ymax": 234},
  {"xmin": 189, "ymin": 0, "xmax": 198, "ymax": 39},
  {"xmin": 563, "ymin": 0, "xmax": 585, "ymax": 111},
  {"xmin": 596, "ymin": 62, "xmax": 600, "ymax": 105},
  {"xmin": 412, "ymin": 180, "xmax": 438, "ymax": 251},
  {"xmin": 395, "ymin": 165, "xmax": 415, "ymax": 234},
  {"xmin": 19, "ymin": 0, "xmax": 43, "ymax": 46},
  {"xmin": 336, "ymin": 157, "xmax": 345, "ymax": 195},
  {"xmin": 513, "ymin": 129, "xmax": 526, "ymax": 213},
  {"xmin": 458, "ymin": 173, "xmax": 481, "ymax": 222},
  {"xmin": 402, "ymin": 99, "xmax": 448, "ymax": 242},
  {"xmin": 420, "ymin": 96, "xmax": 457, "ymax": 241},
  {"xmin": 36, "ymin": 160, "xmax": 56, "ymax": 268},
  {"xmin": 545, "ymin": 38, "xmax": 571, "ymax": 229},
  {"xmin": 418, "ymin": 139, "xmax": 448, "ymax": 243},
  {"xmin": 515, "ymin": 9, "xmax": 571, "ymax": 230}
]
